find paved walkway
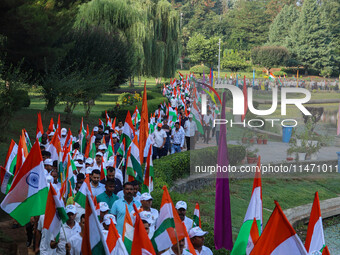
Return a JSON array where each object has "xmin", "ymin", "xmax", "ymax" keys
[{"xmin": 194, "ymin": 137, "xmax": 340, "ymax": 164}]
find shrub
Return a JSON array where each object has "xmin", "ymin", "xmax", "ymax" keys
[
  {"xmin": 190, "ymin": 65, "xmax": 210, "ymax": 75},
  {"xmin": 273, "ymin": 71, "xmax": 287, "ymax": 76},
  {"xmin": 14, "ymin": 89, "xmax": 31, "ymax": 108},
  {"xmin": 251, "ymin": 46, "xmax": 289, "ymax": 71},
  {"xmin": 153, "ymin": 145, "xmax": 246, "ymax": 187}
]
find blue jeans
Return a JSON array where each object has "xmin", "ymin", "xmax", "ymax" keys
[{"xmin": 171, "ymin": 144, "xmax": 181, "ymax": 154}]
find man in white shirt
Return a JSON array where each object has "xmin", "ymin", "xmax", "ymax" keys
[
  {"xmin": 175, "ymin": 201, "xmax": 194, "ymax": 232},
  {"xmin": 154, "ymin": 105, "xmax": 165, "ymax": 120},
  {"xmin": 60, "ymin": 128, "xmax": 68, "ymax": 148},
  {"xmin": 161, "ymin": 238, "xmax": 193, "ymax": 255},
  {"xmin": 170, "ymin": 96, "xmax": 178, "ymax": 109},
  {"xmin": 152, "ymin": 123, "xmax": 167, "ymax": 160},
  {"xmin": 51, "ymin": 205, "xmax": 81, "ymax": 255},
  {"xmin": 66, "ymin": 214, "xmax": 85, "ymax": 255},
  {"xmin": 189, "ymin": 227, "xmax": 213, "ymax": 255},
  {"xmin": 188, "ymin": 114, "xmax": 198, "ymax": 149},
  {"xmin": 35, "ymin": 215, "xmax": 56, "ymax": 255}
]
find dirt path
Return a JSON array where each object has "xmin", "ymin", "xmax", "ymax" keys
[{"xmin": 0, "ymin": 220, "xmax": 33, "ymax": 255}]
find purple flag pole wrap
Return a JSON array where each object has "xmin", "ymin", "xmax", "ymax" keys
[{"xmin": 214, "ymin": 91, "xmax": 233, "ymax": 250}]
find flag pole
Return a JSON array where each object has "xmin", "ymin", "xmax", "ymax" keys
[
  {"xmin": 61, "ymin": 224, "xmax": 68, "ymax": 242},
  {"xmin": 173, "ymin": 227, "xmax": 181, "ymax": 254}
]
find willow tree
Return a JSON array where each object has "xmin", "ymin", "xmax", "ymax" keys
[
  {"xmin": 74, "ymin": 0, "xmax": 181, "ymax": 82},
  {"xmin": 142, "ymin": 0, "xmax": 181, "ymax": 78}
]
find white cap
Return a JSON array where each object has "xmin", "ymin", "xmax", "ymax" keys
[
  {"xmin": 189, "ymin": 114, "xmax": 193, "ymax": 118},
  {"xmin": 106, "ymin": 160, "xmax": 115, "ymax": 168},
  {"xmin": 98, "ymin": 144, "xmax": 107, "ymax": 150},
  {"xmin": 44, "ymin": 159, "xmax": 53, "ymax": 166},
  {"xmin": 76, "ymin": 155, "xmax": 84, "ymax": 161},
  {"xmin": 99, "ymin": 202, "xmax": 109, "ymax": 212},
  {"xmin": 140, "ymin": 193, "xmax": 153, "ymax": 201},
  {"xmin": 112, "ymin": 134, "xmax": 118, "ymax": 139},
  {"xmin": 96, "ymin": 152, "xmax": 103, "ymax": 157},
  {"xmin": 85, "ymin": 158, "xmax": 93, "ymax": 165},
  {"xmin": 175, "ymin": 201, "xmax": 187, "ymax": 210},
  {"xmin": 104, "ymin": 130, "xmax": 109, "ymax": 134},
  {"xmin": 85, "ymin": 167, "xmax": 93, "ymax": 175},
  {"xmin": 93, "ymin": 126, "xmax": 99, "ymax": 132},
  {"xmin": 66, "ymin": 205, "xmax": 77, "ymax": 214},
  {"xmin": 103, "ymin": 214, "xmax": 116, "ymax": 225},
  {"xmin": 48, "ymin": 132, "xmax": 55, "ymax": 137},
  {"xmin": 188, "ymin": 227, "xmax": 208, "ymax": 238},
  {"xmin": 140, "ymin": 211, "xmax": 152, "ymax": 224},
  {"xmin": 74, "ymin": 161, "xmax": 83, "ymax": 168},
  {"xmin": 61, "ymin": 128, "xmax": 67, "ymax": 135}
]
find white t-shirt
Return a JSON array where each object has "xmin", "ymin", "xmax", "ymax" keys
[
  {"xmin": 131, "ymin": 207, "xmax": 159, "ymax": 239},
  {"xmin": 152, "ymin": 129, "xmax": 167, "ymax": 148},
  {"xmin": 69, "ymin": 233, "xmax": 82, "ymax": 255},
  {"xmin": 189, "ymin": 120, "xmax": 197, "ymax": 137},
  {"xmin": 203, "ymin": 114, "xmax": 213, "ymax": 127},
  {"xmin": 183, "ymin": 216, "xmax": 194, "ymax": 232},
  {"xmin": 170, "ymin": 98, "xmax": 178, "ymax": 108},
  {"xmin": 55, "ymin": 222, "xmax": 81, "ymax": 255},
  {"xmin": 184, "ymin": 120, "xmax": 190, "ymax": 137},
  {"xmin": 195, "ymin": 246, "xmax": 213, "ymax": 255},
  {"xmin": 37, "ymin": 215, "xmax": 56, "ymax": 255}
]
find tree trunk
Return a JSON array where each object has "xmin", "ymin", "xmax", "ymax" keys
[
  {"xmin": 138, "ymin": 75, "xmax": 141, "ymax": 86},
  {"xmin": 46, "ymin": 98, "xmax": 56, "ymax": 111}
]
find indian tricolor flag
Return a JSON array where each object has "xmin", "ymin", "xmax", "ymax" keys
[
  {"xmin": 151, "ymin": 186, "xmax": 186, "ymax": 253},
  {"xmin": 74, "ymin": 176, "xmax": 92, "ymax": 208},
  {"xmin": 193, "ymin": 203, "xmax": 201, "ymax": 228},
  {"xmin": 142, "ymin": 144, "xmax": 154, "ymax": 194},
  {"xmin": 36, "ymin": 112, "xmax": 44, "ymax": 141},
  {"xmin": 269, "ymin": 72, "xmax": 276, "ymax": 82},
  {"xmin": 47, "ymin": 118, "xmax": 55, "ymax": 135},
  {"xmin": 0, "ymin": 140, "xmax": 48, "ymax": 226},
  {"xmin": 126, "ymin": 136, "xmax": 143, "ymax": 183},
  {"xmin": 250, "ymin": 201, "xmax": 307, "ymax": 255},
  {"xmin": 5, "ymin": 140, "xmax": 18, "ymax": 174},
  {"xmin": 107, "ymin": 218, "xmax": 129, "ymax": 255},
  {"xmin": 43, "ymin": 183, "xmax": 68, "ymax": 238},
  {"xmin": 47, "ymin": 132, "xmax": 61, "ymax": 162},
  {"xmin": 118, "ymin": 111, "xmax": 134, "ymax": 156},
  {"xmin": 131, "ymin": 204, "xmax": 156, "ymax": 255},
  {"xmin": 0, "ymin": 166, "xmax": 13, "ymax": 194},
  {"xmin": 322, "ymin": 246, "xmax": 330, "ymax": 255},
  {"xmin": 81, "ymin": 193, "xmax": 110, "ymax": 255},
  {"xmin": 191, "ymin": 100, "xmax": 204, "ymax": 134},
  {"xmin": 231, "ymin": 157, "xmax": 262, "ymax": 255},
  {"xmin": 16, "ymin": 133, "xmax": 29, "ymax": 172},
  {"xmin": 132, "ymin": 106, "xmax": 141, "ymax": 126},
  {"xmin": 85, "ymin": 131, "xmax": 96, "ymax": 159},
  {"xmin": 122, "ymin": 204, "xmax": 134, "ymax": 253},
  {"xmin": 246, "ymin": 218, "xmax": 260, "ymax": 255},
  {"xmin": 79, "ymin": 118, "xmax": 87, "ymax": 154},
  {"xmin": 305, "ymin": 192, "xmax": 325, "ymax": 254}
]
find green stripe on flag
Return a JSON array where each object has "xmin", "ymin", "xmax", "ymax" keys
[
  {"xmin": 91, "ymin": 240, "xmax": 106, "ymax": 255},
  {"xmin": 9, "ymin": 187, "xmax": 48, "ymax": 226},
  {"xmin": 230, "ymin": 219, "xmax": 261, "ymax": 255}
]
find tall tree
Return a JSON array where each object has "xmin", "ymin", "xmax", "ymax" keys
[
  {"xmin": 74, "ymin": 0, "xmax": 181, "ymax": 79},
  {"xmin": 287, "ymin": 0, "xmax": 339, "ymax": 74},
  {"xmin": 0, "ymin": 0, "xmax": 79, "ymax": 78},
  {"xmin": 225, "ymin": 0, "xmax": 271, "ymax": 50},
  {"xmin": 268, "ymin": 5, "xmax": 299, "ymax": 46}
]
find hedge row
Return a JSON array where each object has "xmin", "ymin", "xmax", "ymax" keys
[{"xmin": 153, "ymin": 145, "xmax": 246, "ymax": 187}]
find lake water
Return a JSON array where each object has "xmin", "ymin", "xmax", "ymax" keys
[{"xmin": 324, "ymin": 222, "xmax": 340, "ymax": 254}]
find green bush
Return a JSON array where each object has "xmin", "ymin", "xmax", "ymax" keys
[
  {"xmin": 153, "ymin": 145, "xmax": 246, "ymax": 187},
  {"xmin": 104, "ymin": 97, "xmax": 168, "ymax": 122},
  {"xmin": 14, "ymin": 89, "xmax": 31, "ymax": 108},
  {"xmin": 273, "ymin": 71, "xmax": 287, "ymax": 76},
  {"xmin": 190, "ymin": 65, "xmax": 210, "ymax": 75}
]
